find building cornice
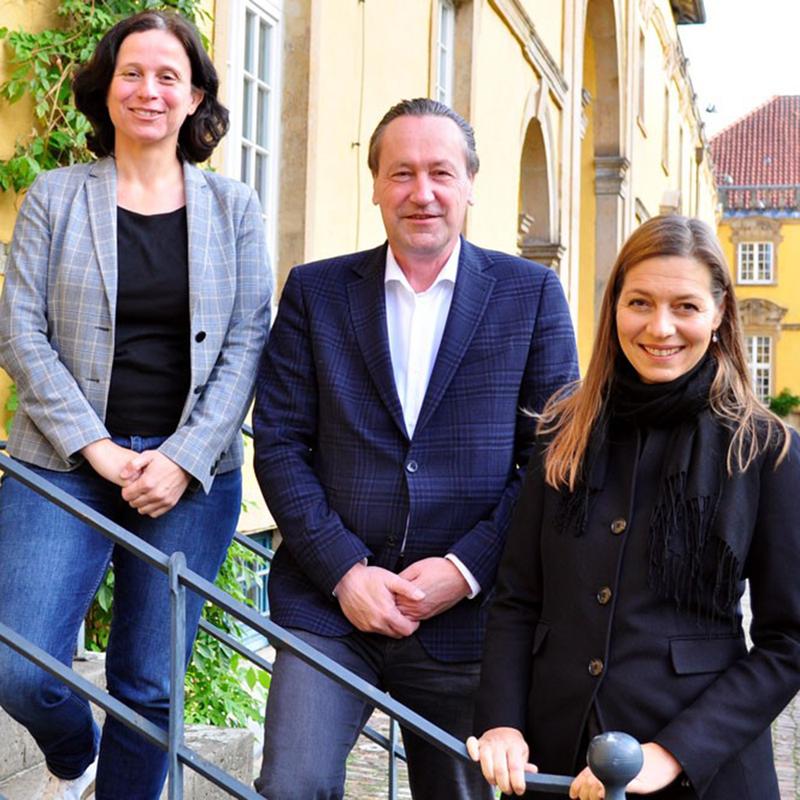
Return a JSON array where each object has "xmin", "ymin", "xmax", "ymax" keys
[{"xmin": 488, "ymin": 0, "xmax": 569, "ymax": 105}]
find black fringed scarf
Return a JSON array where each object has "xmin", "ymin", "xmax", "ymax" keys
[{"xmin": 561, "ymin": 353, "xmax": 742, "ymax": 621}]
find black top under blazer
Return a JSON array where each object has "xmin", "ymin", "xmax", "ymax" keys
[{"xmin": 476, "ymin": 421, "xmax": 800, "ymax": 799}]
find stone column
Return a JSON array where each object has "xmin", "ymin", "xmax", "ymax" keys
[
  {"xmin": 594, "ymin": 155, "xmax": 630, "ymax": 317},
  {"xmin": 519, "ymin": 241, "xmax": 566, "ymax": 275}
]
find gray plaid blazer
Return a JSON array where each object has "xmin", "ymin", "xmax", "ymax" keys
[{"xmin": 0, "ymin": 157, "xmax": 272, "ymax": 493}]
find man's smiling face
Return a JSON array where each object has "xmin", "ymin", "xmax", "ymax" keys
[{"xmin": 371, "ymin": 114, "xmax": 474, "ymax": 269}]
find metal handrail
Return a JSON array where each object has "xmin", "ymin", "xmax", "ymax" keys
[
  {"xmin": 0, "ymin": 449, "xmax": 642, "ymax": 798},
  {"xmin": 228, "ymin": 531, "xmax": 407, "ymax": 763}
]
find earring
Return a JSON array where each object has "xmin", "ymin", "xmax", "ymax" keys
[{"xmin": 712, "ymin": 330, "xmax": 719, "ymax": 343}]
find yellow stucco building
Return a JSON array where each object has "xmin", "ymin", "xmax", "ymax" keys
[
  {"xmin": 0, "ymin": 0, "xmax": 718, "ymax": 435},
  {"xmin": 711, "ymin": 96, "xmax": 800, "ymax": 419}
]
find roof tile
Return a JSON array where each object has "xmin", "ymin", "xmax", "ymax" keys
[{"xmin": 711, "ymin": 95, "xmax": 800, "ymax": 210}]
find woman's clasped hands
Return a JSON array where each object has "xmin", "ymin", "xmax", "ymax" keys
[{"xmin": 82, "ymin": 439, "xmax": 190, "ymax": 517}]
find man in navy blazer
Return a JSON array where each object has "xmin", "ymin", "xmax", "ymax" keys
[{"xmin": 253, "ymin": 98, "xmax": 579, "ymax": 799}]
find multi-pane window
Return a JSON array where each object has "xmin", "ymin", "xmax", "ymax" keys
[
  {"xmin": 637, "ymin": 31, "xmax": 646, "ymax": 126},
  {"xmin": 241, "ymin": 7, "xmax": 275, "ymax": 209},
  {"xmin": 228, "ymin": 0, "xmax": 281, "ymax": 272},
  {"xmin": 240, "ymin": 530, "xmax": 273, "ymax": 649},
  {"xmin": 435, "ymin": 0, "xmax": 455, "ymax": 106},
  {"xmin": 737, "ymin": 242, "xmax": 774, "ymax": 283},
  {"xmin": 745, "ymin": 335, "xmax": 772, "ymax": 403},
  {"xmin": 661, "ymin": 86, "xmax": 670, "ymax": 172}
]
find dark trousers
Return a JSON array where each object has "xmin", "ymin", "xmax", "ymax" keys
[{"xmin": 256, "ymin": 628, "xmax": 493, "ymax": 800}]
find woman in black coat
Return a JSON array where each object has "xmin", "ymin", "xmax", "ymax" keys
[{"xmin": 467, "ymin": 215, "xmax": 800, "ymax": 799}]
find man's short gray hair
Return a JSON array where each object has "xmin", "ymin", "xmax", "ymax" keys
[{"xmin": 367, "ymin": 98, "xmax": 480, "ymax": 177}]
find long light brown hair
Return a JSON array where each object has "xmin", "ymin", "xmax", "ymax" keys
[{"xmin": 540, "ymin": 215, "xmax": 789, "ymax": 490}]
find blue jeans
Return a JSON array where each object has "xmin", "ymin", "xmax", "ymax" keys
[
  {"xmin": 255, "ymin": 628, "xmax": 493, "ymax": 800},
  {"xmin": 0, "ymin": 435, "xmax": 241, "ymax": 800}
]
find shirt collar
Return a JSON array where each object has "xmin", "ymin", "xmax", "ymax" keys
[{"xmin": 384, "ymin": 238, "xmax": 461, "ymax": 293}]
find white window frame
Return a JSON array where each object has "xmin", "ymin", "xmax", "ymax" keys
[
  {"xmin": 746, "ymin": 335, "xmax": 773, "ymax": 403},
  {"xmin": 435, "ymin": 0, "xmax": 455, "ymax": 106},
  {"xmin": 661, "ymin": 85, "xmax": 670, "ymax": 173},
  {"xmin": 637, "ymin": 29, "xmax": 646, "ymax": 130},
  {"xmin": 225, "ymin": 0, "xmax": 282, "ymax": 282},
  {"xmin": 737, "ymin": 241, "xmax": 774, "ymax": 284}
]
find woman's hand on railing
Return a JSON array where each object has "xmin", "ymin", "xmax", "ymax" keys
[
  {"xmin": 570, "ymin": 741, "xmax": 680, "ymax": 799},
  {"xmin": 466, "ymin": 727, "xmax": 538, "ymax": 796},
  {"xmin": 120, "ymin": 451, "xmax": 191, "ymax": 518}
]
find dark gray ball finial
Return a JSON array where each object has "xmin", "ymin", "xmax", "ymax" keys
[{"xmin": 587, "ymin": 732, "xmax": 643, "ymax": 800}]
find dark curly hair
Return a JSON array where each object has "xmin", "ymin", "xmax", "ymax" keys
[{"xmin": 72, "ymin": 10, "xmax": 229, "ymax": 163}]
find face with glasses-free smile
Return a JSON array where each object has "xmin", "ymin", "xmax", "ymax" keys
[{"xmin": 615, "ymin": 255, "xmax": 724, "ymax": 384}]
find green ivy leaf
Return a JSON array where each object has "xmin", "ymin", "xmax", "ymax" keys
[
  {"xmin": 0, "ymin": 0, "xmax": 207, "ymax": 193},
  {"xmin": 245, "ymin": 667, "xmax": 256, "ymax": 690}
]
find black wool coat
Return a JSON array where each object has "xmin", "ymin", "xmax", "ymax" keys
[{"xmin": 475, "ymin": 421, "xmax": 800, "ymax": 799}]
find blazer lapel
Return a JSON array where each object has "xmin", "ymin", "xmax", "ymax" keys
[
  {"xmin": 347, "ymin": 245, "xmax": 408, "ymax": 439},
  {"xmin": 183, "ymin": 163, "xmax": 211, "ymax": 318},
  {"xmin": 85, "ymin": 158, "xmax": 119, "ymax": 317},
  {"xmin": 414, "ymin": 240, "xmax": 495, "ymax": 436}
]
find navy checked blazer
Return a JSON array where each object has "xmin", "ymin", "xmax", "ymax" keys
[
  {"xmin": 0, "ymin": 158, "xmax": 272, "ymax": 493},
  {"xmin": 253, "ymin": 239, "xmax": 578, "ymax": 662}
]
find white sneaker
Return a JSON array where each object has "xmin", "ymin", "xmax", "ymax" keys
[{"xmin": 39, "ymin": 756, "xmax": 97, "ymax": 800}]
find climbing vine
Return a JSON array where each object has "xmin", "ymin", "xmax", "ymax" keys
[{"xmin": 0, "ymin": 0, "xmax": 209, "ymax": 192}]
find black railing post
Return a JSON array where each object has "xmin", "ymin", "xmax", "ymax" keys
[
  {"xmin": 0, "ymin": 449, "xmax": 648, "ymax": 799},
  {"xmin": 586, "ymin": 732, "xmax": 643, "ymax": 800},
  {"xmin": 168, "ymin": 551, "xmax": 188, "ymax": 800},
  {"xmin": 388, "ymin": 717, "xmax": 399, "ymax": 800}
]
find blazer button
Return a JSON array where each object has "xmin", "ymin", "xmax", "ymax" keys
[
  {"xmin": 588, "ymin": 658, "xmax": 604, "ymax": 677},
  {"xmin": 194, "ymin": 385, "xmax": 203, "ymax": 395},
  {"xmin": 195, "ymin": 331, "xmax": 207, "ymax": 342},
  {"xmin": 680, "ymin": 777, "xmax": 690, "ymax": 788},
  {"xmin": 596, "ymin": 586, "xmax": 612, "ymax": 605},
  {"xmin": 405, "ymin": 460, "xmax": 419, "ymax": 473},
  {"xmin": 610, "ymin": 517, "xmax": 627, "ymax": 535}
]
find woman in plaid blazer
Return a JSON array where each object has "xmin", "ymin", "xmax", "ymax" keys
[{"xmin": 0, "ymin": 11, "xmax": 271, "ymax": 800}]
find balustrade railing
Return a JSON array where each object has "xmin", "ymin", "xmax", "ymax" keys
[
  {"xmin": 0, "ymin": 447, "xmax": 642, "ymax": 798},
  {"xmin": 718, "ymin": 182, "xmax": 800, "ymax": 211}
]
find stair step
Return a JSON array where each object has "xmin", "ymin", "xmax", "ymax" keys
[
  {"xmin": 0, "ymin": 653, "xmax": 106, "ymax": 783},
  {"xmin": 0, "ymin": 727, "xmax": 253, "ymax": 800},
  {"xmin": 0, "ymin": 654, "xmax": 254, "ymax": 799}
]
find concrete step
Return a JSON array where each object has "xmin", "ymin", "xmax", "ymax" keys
[
  {"xmin": 0, "ymin": 727, "xmax": 253, "ymax": 800},
  {"xmin": 0, "ymin": 653, "xmax": 106, "ymax": 783},
  {"xmin": 0, "ymin": 654, "xmax": 254, "ymax": 800}
]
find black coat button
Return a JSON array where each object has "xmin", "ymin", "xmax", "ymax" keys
[
  {"xmin": 405, "ymin": 460, "xmax": 419, "ymax": 473},
  {"xmin": 596, "ymin": 586, "xmax": 612, "ymax": 605},
  {"xmin": 610, "ymin": 518, "xmax": 627, "ymax": 534},
  {"xmin": 195, "ymin": 331, "xmax": 207, "ymax": 342},
  {"xmin": 588, "ymin": 658, "xmax": 604, "ymax": 676}
]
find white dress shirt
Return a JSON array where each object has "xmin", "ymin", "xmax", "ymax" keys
[{"xmin": 384, "ymin": 241, "xmax": 480, "ymax": 598}]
